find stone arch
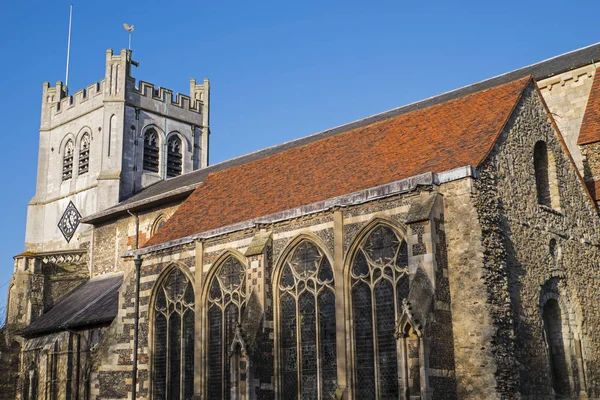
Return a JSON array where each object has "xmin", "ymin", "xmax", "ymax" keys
[
  {"xmin": 165, "ymin": 132, "xmax": 185, "ymax": 177},
  {"xmin": 202, "ymin": 249, "xmax": 249, "ymax": 400},
  {"xmin": 148, "ymin": 262, "xmax": 195, "ymax": 400},
  {"xmin": 150, "ymin": 214, "xmax": 167, "ymax": 237},
  {"xmin": 167, "ymin": 130, "xmax": 192, "ymax": 152},
  {"xmin": 141, "ymin": 125, "xmax": 164, "ymax": 174},
  {"xmin": 344, "ymin": 218, "xmax": 413, "ymax": 399},
  {"xmin": 58, "ymin": 133, "xmax": 76, "ymax": 155},
  {"xmin": 539, "ymin": 278, "xmax": 586, "ymax": 397},
  {"xmin": 76, "ymin": 128, "xmax": 91, "ymax": 175},
  {"xmin": 272, "ymin": 234, "xmax": 337, "ymax": 399}
]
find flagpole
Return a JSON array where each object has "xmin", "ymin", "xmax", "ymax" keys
[{"xmin": 65, "ymin": 4, "xmax": 73, "ymax": 93}]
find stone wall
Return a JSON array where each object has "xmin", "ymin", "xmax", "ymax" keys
[
  {"xmin": 475, "ymin": 84, "xmax": 600, "ymax": 398},
  {"xmin": 537, "ymin": 64, "xmax": 596, "ymax": 173},
  {"xmin": 91, "ymin": 201, "xmax": 181, "ymax": 277},
  {"xmin": 89, "ymin": 187, "xmax": 456, "ymax": 399},
  {"xmin": 440, "ymin": 177, "xmax": 500, "ymax": 400}
]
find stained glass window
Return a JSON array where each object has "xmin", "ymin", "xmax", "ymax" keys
[
  {"xmin": 206, "ymin": 256, "xmax": 247, "ymax": 400},
  {"xmin": 152, "ymin": 267, "xmax": 195, "ymax": 400},
  {"xmin": 167, "ymin": 136, "xmax": 183, "ymax": 177},
  {"xmin": 144, "ymin": 129, "xmax": 160, "ymax": 173},
  {"xmin": 350, "ymin": 225, "xmax": 409, "ymax": 399},
  {"xmin": 278, "ymin": 241, "xmax": 337, "ymax": 399}
]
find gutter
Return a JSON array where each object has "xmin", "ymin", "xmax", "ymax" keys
[{"xmin": 125, "ymin": 165, "xmax": 478, "ymax": 257}]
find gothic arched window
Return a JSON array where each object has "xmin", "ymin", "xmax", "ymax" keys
[
  {"xmin": 78, "ymin": 133, "xmax": 90, "ymax": 175},
  {"xmin": 206, "ymin": 256, "xmax": 247, "ymax": 399},
  {"xmin": 167, "ymin": 135, "xmax": 182, "ymax": 178},
  {"xmin": 151, "ymin": 215, "xmax": 167, "ymax": 237},
  {"xmin": 144, "ymin": 129, "xmax": 160, "ymax": 173},
  {"xmin": 350, "ymin": 224, "xmax": 409, "ymax": 399},
  {"xmin": 62, "ymin": 140, "xmax": 74, "ymax": 180},
  {"xmin": 152, "ymin": 267, "xmax": 195, "ymax": 400},
  {"xmin": 534, "ymin": 141, "xmax": 560, "ymax": 209},
  {"xmin": 278, "ymin": 240, "xmax": 337, "ymax": 399}
]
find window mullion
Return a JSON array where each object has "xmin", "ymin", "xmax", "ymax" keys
[
  {"xmin": 295, "ymin": 289, "xmax": 302, "ymax": 400},
  {"xmin": 370, "ymin": 277, "xmax": 381, "ymax": 400},
  {"xmin": 314, "ymin": 289, "xmax": 322, "ymax": 400}
]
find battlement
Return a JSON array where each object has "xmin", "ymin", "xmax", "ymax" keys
[
  {"xmin": 128, "ymin": 79, "xmax": 202, "ymax": 113},
  {"xmin": 44, "ymin": 80, "xmax": 105, "ymax": 111},
  {"xmin": 39, "ymin": 48, "xmax": 209, "ymax": 130}
]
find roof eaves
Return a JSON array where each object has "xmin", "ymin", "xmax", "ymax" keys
[
  {"xmin": 126, "ymin": 166, "xmax": 478, "ymax": 258},
  {"xmin": 81, "ymin": 183, "xmax": 200, "ymax": 224}
]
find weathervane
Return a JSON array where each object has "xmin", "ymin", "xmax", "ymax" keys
[{"xmin": 123, "ymin": 23, "xmax": 134, "ymax": 50}]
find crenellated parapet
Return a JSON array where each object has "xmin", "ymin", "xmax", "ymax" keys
[{"xmin": 129, "ymin": 80, "xmax": 202, "ymax": 113}]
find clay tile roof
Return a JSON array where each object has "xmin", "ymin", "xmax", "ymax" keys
[
  {"xmin": 578, "ymin": 69, "xmax": 600, "ymax": 145},
  {"xmin": 145, "ymin": 76, "xmax": 532, "ymax": 248}
]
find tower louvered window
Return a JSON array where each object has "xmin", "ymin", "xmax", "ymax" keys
[
  {"xmin": 152, "ymin": 268, "xmax": 195, "ymax": 400},
  {"xmin": 62, "ymin": 140, "xmax": 74, "ymax": 180},
  {"xmin": 144, "ymin": 129, "xmax": 160, "ymax": 173},
  {"xmin": 78, "ymin": 134, "xmax": 90, "ymax": 175},
  {"xmin": 206, "ymin": 256, "xmax": 247, "ymax": 400},
  {"xmin": 279, "ymin": 241, "xmax": 337, "ymax": 399},
  {"xmin": 167, "ymin": 136, "xmax": 182, "ymax": 177},
  {"xmin": 350, "ymin": 225, "xmax": 409, "ymax": 399}
]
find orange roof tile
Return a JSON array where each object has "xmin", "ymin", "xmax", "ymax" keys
[
  {"xmin": 578, "ymin": 69, "xmax": 600, "ymax": 145},
  {"xmin": 145, "ymin": 76, "xmax": 531, "ymax": 247}
]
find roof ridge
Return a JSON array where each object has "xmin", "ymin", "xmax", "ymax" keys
[{"xmin": 195, "ymin": 42, "xmax": 600, "ymax": 171}]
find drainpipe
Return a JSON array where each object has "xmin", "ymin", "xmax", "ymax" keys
[{"xmin": 127, "ymin": 210, "xmax": 141, "ymax": 399}]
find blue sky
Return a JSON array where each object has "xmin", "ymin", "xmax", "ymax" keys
[{"xmin": 0, "ymin": 0, "xmax": 597, "ymax": 317}]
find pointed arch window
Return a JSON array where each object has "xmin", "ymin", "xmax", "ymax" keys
[
  {"xmin": 152, "ymin": 267, "xmax": 195, "ymax": 400},
  {"xmin": 350, "ymin": 225, "xmax": 410, "ymax": 399},
  {"xmin": 144, "ymin": 129, "xmax": 160, "ymax": 173},
  {"xmin": 206, "ymin": 256, "xmax": 247, "ymax": 399},
  {"xmin": 278, "ymin": 240, "xmax": 337, "ymax": 399},
  {"xmin": 167, "ymin": 136, "xmax": 182, "ymax": 178},
  {"xmin": 78, "ymin": 133, "xmax": 90, "ymax": 175},
  {"xmin": 62, "ymin": 140, "xmax": 74, "ymax": 180}
]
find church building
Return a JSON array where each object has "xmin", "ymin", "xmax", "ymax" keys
[{"xmin": 3, "ymin": 43, "xmax": 600, "ymax": 400}]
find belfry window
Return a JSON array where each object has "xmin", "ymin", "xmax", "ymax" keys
[
  {"xmin": 152, "ymin": 267, "xmax": 195, "ymax": 400},
  {"xmin": 278, "ymin": 240, "xmax": 337, "ymax": 399},
  {"xmin": 62, "ymin": 140, "xmax": 74, "ymax": 180},
  {"xmin": 143, "ymin": 129, "xmax": 160, "ymax": 173},
  {"xmin": 78, "ymin": 133, "xmax": 90, "ymax": 175},
  {"xmin": 167, "ymin": 136, "xmax": 182, "ymax": 178},
  {"xmin": 206, "ymin": 256, "xmax": 247, "ymax": 399},
  {"xmin": 350, "ymin": 225, "xmax": 410, "ymax": 399}
]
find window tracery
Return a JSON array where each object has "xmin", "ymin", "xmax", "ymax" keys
[
  {"xmin": 62, "ymin": 140, "xmax": 74, "ymax": 180},
  {"xmin": 167, "ymin": 136, "xmax": 182, "ymax": 178},
  {"xmin": 78, "ymin": 133, "xmax": 90, "ymax": 175},
  {"xmin": 278, "ymin": 240, "xmax": 337, "ymax": 399},
  {"xmin": 350, "ymin": 224, "xmax": 409, "ymax": 399},
  {"xmin": 152, "ymin": 267, "xmax": 195, "ymax": 400},
  {"xmin": 144, "ymin": 129, "xmax": 160, "ymax": 173},
  {"xmin": 206, "ymin": 256, "xmax": 247, "ymax": 399}
]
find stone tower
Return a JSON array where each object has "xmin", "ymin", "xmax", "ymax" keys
[{"xmin": 24, "ymin": 49, "xmax": 210, "ymax": 255}]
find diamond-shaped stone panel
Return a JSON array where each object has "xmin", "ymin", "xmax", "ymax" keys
[{"xmin": 58, "ymin": 201, "xmax": 82, "ymax": 243}]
